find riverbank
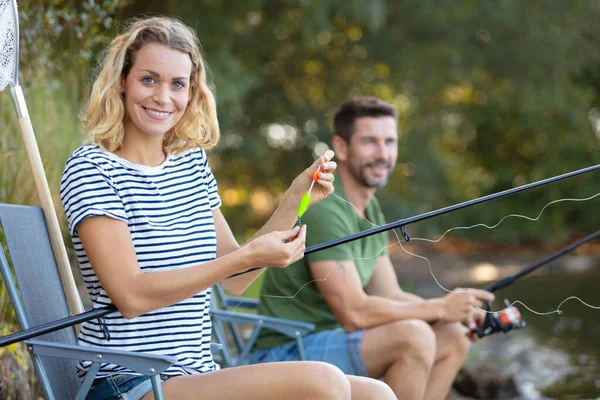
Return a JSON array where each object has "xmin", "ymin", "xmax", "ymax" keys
[{"xmin": 390, "ymin": 241, "xmax": 600, "ymax": 399}]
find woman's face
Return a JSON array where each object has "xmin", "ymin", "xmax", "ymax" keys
[{"xmin": 122, "ymin": 43, "xmax": 192, "ymax": 139}]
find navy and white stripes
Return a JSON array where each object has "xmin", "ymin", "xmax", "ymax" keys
[{"xmin": 60, "ymin": 144, "xmax": 220, "ymax": 378}]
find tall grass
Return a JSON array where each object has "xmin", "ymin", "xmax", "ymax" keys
[
  {"xmin": 0, "ymin": 84, "xmax": 85, "ymax": 212},
  {"xmin": 1, "ymin": 82, "xmax": 86, "ymax": 309},
  {"xmin": 0, "ymin": 83, "xmax": 85, "ymax": 399}
]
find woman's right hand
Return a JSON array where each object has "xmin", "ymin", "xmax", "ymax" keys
[{"xmin": 245, "ymin": 225, "xmax": 307, "ymax": 268}]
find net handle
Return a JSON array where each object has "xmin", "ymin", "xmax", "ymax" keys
[{"xmin": 6, "ymin": 0, "xmax": 84, "ymax": 319}]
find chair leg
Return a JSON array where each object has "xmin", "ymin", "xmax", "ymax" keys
[
  {"xmin": 296, "ymin": 336, "xmax": 307, "ymax": 361},
  {"xmin": 150, "ymin": 374, "xmax": 165, "ymax": 400},
  {"xmin": 212, "ymin": 319, "xmax": 233, "ymax": 368},
  {"xmin": 74, "ymin": 362, "xmax": 101, "ymax": 400},
  {"xmin": 238, "ymin": 327, "xmax": 262, "ymax": 366}
]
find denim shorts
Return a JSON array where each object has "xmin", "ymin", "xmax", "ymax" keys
[
  {"xmin": 249, "ymin": 327, "xmax": 368, "ymax": 376},
  {"xmin": 86, "ymin": 374, "xmax": 170, "ymax": 400}
]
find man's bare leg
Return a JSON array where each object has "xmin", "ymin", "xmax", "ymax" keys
[
  {"xmin": 424, "ymin": 322, "xmax": 470, "ymax": 400},
  {"xmin": 360, "ymin": 320, "xmax": 436, "ymax": 400}
]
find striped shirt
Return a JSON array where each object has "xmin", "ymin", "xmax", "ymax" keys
[{"xmin": 60, "ymin": 144, "xmax": 220, "ymax": 378}]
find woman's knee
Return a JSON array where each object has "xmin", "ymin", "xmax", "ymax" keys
[
  {"xmin": 347, "ymin": 375, "xmax": 395, "ymax": 400},
  {"xmin": 301, "ymin": 362, "xmax": 351, "ymax": 399}
]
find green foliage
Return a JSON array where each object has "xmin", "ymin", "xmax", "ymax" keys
[
  {"xmin": 17, "ymin": 0, "xmax": 125, "ymax": 92},
  {"xmin": 119, "ymin": 0, "xmax": 600, "ymax": 242},
  {"xmin": 3, "ymin": 0, "xmax": 600, "ymax": 247},
  {"xmin": 0, "ymin": 1, "xmax": 126, "ymax": 381}
]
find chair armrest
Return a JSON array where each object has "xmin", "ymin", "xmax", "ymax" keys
[
  {"xmin": 222, "ymin": 296, "xmax": 259, "ymax": 309},
  {"xmin": 210, "ymin": 310, "xmax": 315, "ymax": 337},
  {"xmin": 210, "ymin": 343, "xmax": 222, "ymax": 354},
  {"xmin": 25, "ymin": 339, "xmax": 177, "ymax": 375}
]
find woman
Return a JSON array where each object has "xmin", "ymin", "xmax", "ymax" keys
[{"xmin": 60, "ymin": 16, "xmax": 395, "ymax": 400}]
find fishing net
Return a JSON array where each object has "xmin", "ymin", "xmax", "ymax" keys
[{"xmin": 0, "ymin": 0, "xmax": 18, "ymax": 91}]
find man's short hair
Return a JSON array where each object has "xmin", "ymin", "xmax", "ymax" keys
[{"xmin": 333, "ymin": 97, "xmax": 397, "ymax": 142}]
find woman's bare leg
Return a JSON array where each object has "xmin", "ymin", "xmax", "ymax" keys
[
  {"xmin": 347, "ymin": 375, "xmax": 397, "ymax": 400},
  {"xmin": 141, "ymin": 361, "xmax": 351, "ymax": 400}
]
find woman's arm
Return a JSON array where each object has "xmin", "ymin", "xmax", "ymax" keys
[
  {"xmin": 78, "ymin": 215, "xmax": 306, "ymax": 318},
  {"xmin": 218, "ymin": 150, "xmax": 337, "ymax": 292}
]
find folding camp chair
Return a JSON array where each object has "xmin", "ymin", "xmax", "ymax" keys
[
  {"xmin": 210, "ymin": 283, "xmax": 315, "ymax": 368},
  {"xmin": 0, "ymin": 204, "xmax": 176, "ymax": 400}
]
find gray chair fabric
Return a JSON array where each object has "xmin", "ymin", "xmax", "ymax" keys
[
  {"xmin": 0, "ymin": 204, "xmax": 81, "ymax": 398},
  {"xmin": 0, "ymin": 204, "xmax": 175, "ymax": 400}
]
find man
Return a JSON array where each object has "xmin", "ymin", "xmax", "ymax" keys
[{"xmin": 250, "ymin": 97, "xmax": 494, "ymax": 400}]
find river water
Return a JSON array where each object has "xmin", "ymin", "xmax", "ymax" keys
[{"xmin": 392, "ymin": 252, "xmax": 600, "ymax": 399}]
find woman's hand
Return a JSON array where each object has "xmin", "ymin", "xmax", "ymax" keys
[
  {"xmin": 244, "ymin": 225, "xmax": 307, "ymax": 268},
  {"xmin": 288, "ymin": 150, "xmax": 337, "ymax": 206}
]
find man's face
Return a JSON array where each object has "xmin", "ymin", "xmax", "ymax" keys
[{"xmin": 346, "ymin": 116, "xmax": 398, "ymax": 188}]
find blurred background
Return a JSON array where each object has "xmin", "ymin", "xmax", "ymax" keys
[{"xmin": 1, "ymin": 0, "xmax": 600, "ymax": 398}]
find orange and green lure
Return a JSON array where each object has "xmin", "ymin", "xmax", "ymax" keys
[{"xmin": 295, "ymin": 165, "xmax": 321, "ymax": 227}]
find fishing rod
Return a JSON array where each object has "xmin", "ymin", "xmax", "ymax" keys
[
  {"xmin": 2, "ymin": 166, "xmax": 599, "ymax": 347},
  {"xmin": 306, "ymin": 163, "xmax": 600, "ymax": 255},
  {"xmin": 0, "ymin": 305, "xmax": 116, "ymax": 348},
  {"xmin": 474, "ymin": 229, "xmax": 600, "ymax": 338},
  {"xmin": 486, "ymin": 230, "xmax": 600, "ymax": 293},
  {"xmin": 229, "ymin": 163, "xmax": 600, "ymax": 278},
  {"xmin": 3, "ymin": 230, "xmax": 597, "ymax": 347}
]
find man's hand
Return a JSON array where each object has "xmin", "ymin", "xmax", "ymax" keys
[
  {"xmin": 438, "ymin": 288, "xmax": 495, "ymax": 324},
  {"xmin": 465, "ymin": 308, "xmax": 487, "ymax": 342},
  {"xmin": 439, "ymin": 291, "xmax": 474, "ymax": 323},
  {"xmin": 457, "ymin": 287, "xmax": 495, "ymax": 307}
]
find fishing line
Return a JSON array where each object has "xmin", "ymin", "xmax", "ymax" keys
[
  {"xmin": 256, "ymin": 190, "xmax": 600, "ymax": 317},
  {"xmin": 120, "ymin": 190, "xmax": 600, "ymax": 336}
]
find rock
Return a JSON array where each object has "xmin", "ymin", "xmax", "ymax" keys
[{"xmin": 453, "ymin": 365, "xmax": 520, "ymax": 399}]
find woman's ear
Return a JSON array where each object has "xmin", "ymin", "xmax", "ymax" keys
[{"xmin": 332, "ymin": 135, "xmax": 348, "ymax": 162}]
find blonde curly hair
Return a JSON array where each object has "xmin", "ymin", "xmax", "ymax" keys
[{"xmin": 82, "ymin": 16, "xmax": 219, "ymax": 154}]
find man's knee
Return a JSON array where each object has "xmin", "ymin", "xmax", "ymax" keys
[
  {"xmin": 384, "ymin": 319, "xmax": 436, "ymax": 367},
  {"xmin": 437, "ymin": 321, "xmax": 470, "ymax": 359}
]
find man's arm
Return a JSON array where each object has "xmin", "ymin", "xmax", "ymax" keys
[
  {"xmin": 365, "ymin": 255, "xmax": 496, "ymax": 313},
  {"xmin": 364, "ymin": 255, "xmax": 424, "ymax": 303},
  {"xmin": 309, "ymin": 259, "xmax": 472, "ymax": 332}
]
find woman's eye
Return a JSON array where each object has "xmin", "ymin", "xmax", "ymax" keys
[
  {"xmin": 173, "ymin": 81, "xmax": 185, "ymax": 89},
  {"xmin": 142, "ymin": 77, "xmax": 155, "ymax": 84}
]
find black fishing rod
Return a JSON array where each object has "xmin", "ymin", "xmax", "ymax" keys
[
  {"xmin": 228, "ymin": 163, "xmax": 600, "ymax": 278},
  {"xmin": 0, "ymin": 305, "xmax": 117, "ymax": 348},
  {"xmin": 306, "ymin": 164, "xmax": 600, "ymax": 255},
  {"xmin": 486, "ymin": 229, "xmax": 600, "ymax": 293},
  {"xmin": 475, "ymin": 230, "xmax": 600, "ymax": 338},
  {"xmin": 2, "ymin": 165, "xmax": 600, "ymax": 347}
]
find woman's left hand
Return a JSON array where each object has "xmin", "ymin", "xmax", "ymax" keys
[{"xmin": 289, "ymin": 149, "xmax": 337, "ymax": 206}]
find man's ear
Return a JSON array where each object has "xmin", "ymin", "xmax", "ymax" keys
[{"xmin": 332, "ymin": 135, "xmax": 349, "ymax": 162}]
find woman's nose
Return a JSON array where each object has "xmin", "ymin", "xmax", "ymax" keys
[{"xmin": 153, "ymin": 84, "xmax": 170, "ymax": 104}]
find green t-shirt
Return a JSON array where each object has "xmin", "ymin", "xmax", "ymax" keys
[{"xmin": 253, "ymin": 173, "xmax": 388, "ymax": 351}]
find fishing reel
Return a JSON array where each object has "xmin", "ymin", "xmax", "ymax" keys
[{"xmin": 474, "ymin": 300, "xmax": 526, "ymax": 338}]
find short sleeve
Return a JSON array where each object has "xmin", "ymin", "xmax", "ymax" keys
[
  {"xmin": 304, "ymin": 199, "xmax": 355, "ymax": 263},
  {"xmin": 200, "ymin": 150, "xmax": 221, "ymax": 210},
  {"xmin": 60, "ymin": 157, "xmax": 127, "ymax": 236}
]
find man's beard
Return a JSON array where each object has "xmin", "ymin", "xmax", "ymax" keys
[{"xmin": 353, "ymin": 160, "xmax": 394, "ymax": 188}]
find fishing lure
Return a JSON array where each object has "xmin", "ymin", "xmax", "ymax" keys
[{"xmin": 295, "ymin": 165, "xmax": 321, "ymax": 228}]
